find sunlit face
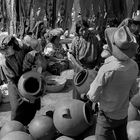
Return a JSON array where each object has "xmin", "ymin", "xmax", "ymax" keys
[{"xmin": 0, "ymin": 45, "xmax": 15, "ymax": 57}]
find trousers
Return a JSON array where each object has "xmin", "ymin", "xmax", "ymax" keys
[{"xmin": 95, "ymin": 111, "xmax": 128, "ymax": 140}]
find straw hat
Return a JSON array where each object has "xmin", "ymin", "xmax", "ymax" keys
[{"xmin": 105, "ymin": 25, "xmax": 138, "ymax": 60}]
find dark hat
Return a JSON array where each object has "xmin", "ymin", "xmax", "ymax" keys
[{"xmin": 105, "ymin": 25, "xmax": 138, "ymax": 60}]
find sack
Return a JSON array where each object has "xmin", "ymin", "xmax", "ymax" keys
[{"xmin": 76, "ymin": 32, "xmax": 98, "ymax": 69}]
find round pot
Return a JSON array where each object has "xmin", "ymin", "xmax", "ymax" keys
[
  {"xmin": 127, "ymin": 120, "xmax": 140, "ymax": 140},
  {"xmin": 53, "ymin": 99, "xmax": 96, "ymax": 137},
  {"xmin": 0, "ymin": 120, "xmax": 26, "ymax": 139},
  {"xmin": 0, "ymin": 89, "xmax": 2, "ymax": 104},
  {"xmin": 74, "ymin": 69, "xmax": 97, "ymax": 95},
  {"xmin": 83, "ymin": 135, "xmax": 96, "ymax": 140},
  {"xmin": 1, "ymin": 131, "xmax": 33, "ymax": 140},
  {"xmin": 18, "ymin": 71, "xmax": 42, "ymax": 103},
  {"xmin": 45, "ymin": 75, "xmax": 66, "ymax": 93},
  {"xmin": 29, "ymin": 115, "xmax": 56, "ymax": 140},
  {"xmin": 128, "ymin": 102, "xmax": 140, "ymax": 122},
  {"xmin": 56, "ymin": 136, "xmax": 75, "ymax": 140}
]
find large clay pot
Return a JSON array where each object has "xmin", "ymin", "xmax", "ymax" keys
[
  {"xmin": 0, "ymin": 120, "xmax": 26, "ymax": 139},
  {"xmin": 56, "ymin": 136, "xmax": 75, "ymax": 140},
  {"xmin": 29, "ymin": 115, "xmax": 56, "ymax": 140},
  {"xmin": 128, "ymin": 102, "xmax": 140, "ymax": 122},
  {"xmin": 1, "ymin": 131, "xmax": 33, "ymax": 140},
  {"xmin": 18, "ymin": 71, "xmax": 42, "ymax": 103},
  {"xmin": 0, "ymin": 89, "xmax": 2, "ymax": 104},
  {"xmin": 127, "ymin": 120, "xmax": 140, "ymax": 140},
  {"xmin": 74, "ymin": 69, "xmax": 97, "ymax": 95},
  {"xmin": 83, "ymin": 135, "xmax": 96, "ymax": 140},
  {"xmin": 53, "ymin": 99, "xmax": 95, "ymax": 137}
]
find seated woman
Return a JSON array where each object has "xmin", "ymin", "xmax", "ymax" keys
[{"xmin": 43, "ymin": 28, "xmax": 69, "ymax": 75}]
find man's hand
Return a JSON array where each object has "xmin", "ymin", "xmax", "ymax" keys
[{"xmin": 85, "ymin": 100, "xmax": 99, "ymax": 114}]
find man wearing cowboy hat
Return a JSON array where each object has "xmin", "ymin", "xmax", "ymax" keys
[{"xmin": 87, "ymin": 25, "xmax": 139, "ymax": 140}]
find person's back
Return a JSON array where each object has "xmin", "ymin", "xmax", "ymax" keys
[
  {"xmin": 99, "ymin": 57, "xmax": 138, "ymax": 119},
  {"xmin": 87, "ymin": 25, "xmax": 139, "ymax": 140}
]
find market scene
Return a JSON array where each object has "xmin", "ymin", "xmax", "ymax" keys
[{"xmin": 0, "ymin": 0, "xmax": 140, "ymax": 140}]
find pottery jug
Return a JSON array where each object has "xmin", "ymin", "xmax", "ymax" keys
[
  {"xmin": 127, "ymin": 120, "xmax": 140, "ymax": 140},
  {"xmin": 74, "ymin": 69, "xmax": 97, "ymax": 95},
  {"xmin": 53, "ymin": 99, "xmax": 96, "ymax": 137},
  {"xmin": 0, "ymin": 120, "xmax": 26, "ymax": 139},
  {"xmin": 1, "ymin": 131, "xmax": 33, "ymax": 140},
  {"xmin": 83, "ymin": 135, "xmax": 96, "ymax": 140},
  {"xmin": 56, "ymin": 136, "xmax": 75, "ymax": 140},
  {"xmin": 18, "ymin": 71, "xmax": 42, "ymax": 103},
  {"xmin": 29, "ymin": 115, "xmax": 56, "ymax": 140}
]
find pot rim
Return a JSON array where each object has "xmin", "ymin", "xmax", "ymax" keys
[
  {"xmin": 74, "ymin": 69, "xmax": 88, "ymax": 86},
  {"xmin": 83, "ymin": 102, "xmax": 94, "ymax": 126},
  {"xmin": 23, "ymin": 76, "xmax": 42, "ymax": 95}
]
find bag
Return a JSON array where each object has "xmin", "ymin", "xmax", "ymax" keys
[{"xmin": 76, "ymin": 31, "xmax": 98, "ymax": 69}]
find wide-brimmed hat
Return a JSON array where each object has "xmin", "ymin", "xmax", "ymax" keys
[{"xmin": 105, "ymin": 25, "xmax": 138, "ymax": 60}]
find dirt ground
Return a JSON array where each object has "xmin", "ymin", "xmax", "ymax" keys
[{"xmin": 0, "ymin": 75, "xmax": 74, "ymax": 128}]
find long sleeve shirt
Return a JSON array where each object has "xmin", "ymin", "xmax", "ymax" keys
[{"xmin": 87, "ymin": 56, "xmax": 139, "ymax": 120}]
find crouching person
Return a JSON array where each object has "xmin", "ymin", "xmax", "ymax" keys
[{"xmin": 0, "ymin": 35, "xmax": 42, "ymax": 126}]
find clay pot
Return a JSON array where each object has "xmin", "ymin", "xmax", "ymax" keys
[
  {"xmin": 127, "ymin": 120, "xmax": 140, "ymax": 140},
  {"xmin": 74, "ymin": 69, "xmax": 97, "ymax": 95},
  {"xmin": 18, "ymin": 71, "xmax": 42, "ymax": 103},
  {"xmin": 29, "ymin": 115, "xmax": 56, "ymax": 140},
  {"xmin": 128, "ymin": 102, "xmax": 140, "ymax": 122},
  {"xmin": 83, "ymin": 135, "xmax": 96, "ymax": 140},
  {"xmin": 1, "ymin": 131, "xmax": 33, "ymax": 140},
  {"xmin": 0, "ymin": 120, "xmax": 26, "ymax": 139},
  {"xmin": 0, "ymin": 89, "xmax": 2, "ymax": 103},
  {"xmin": 56, "ymin": 136, "xmax": 75, "ymax": 140},
  {"xmin": 53, "ymin": 99, "xmax": 95, "ymax": 137}
]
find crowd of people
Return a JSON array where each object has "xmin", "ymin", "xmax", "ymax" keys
[{"xmin": 0, "ymin": 12, "xmax": 140, "ymax": 140}]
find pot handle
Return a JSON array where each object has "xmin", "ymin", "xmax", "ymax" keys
[{"xmin": 62, "ymin": 108, "xmax": 71, "ymax": 118}]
